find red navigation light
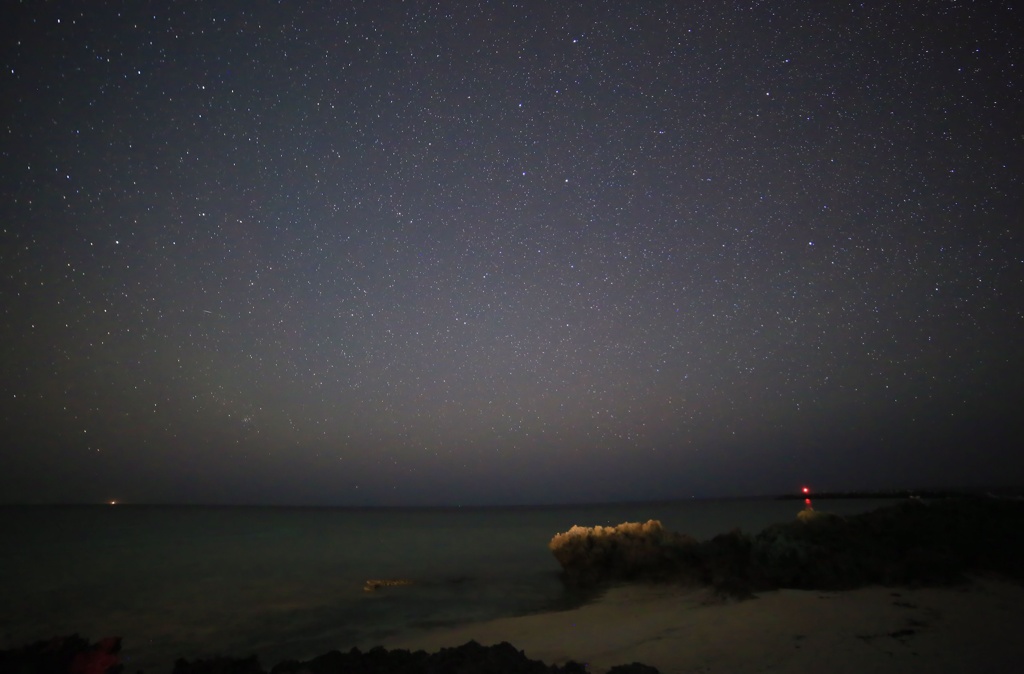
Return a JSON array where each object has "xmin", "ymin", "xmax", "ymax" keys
[{"xmin": 802, "ymin": 486, "xmax": 810, "ymax": 494}]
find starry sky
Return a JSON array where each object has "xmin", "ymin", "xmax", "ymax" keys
[{"xmin": 2, "ymin": 1, "xmax": 1022, "ymax": 506}]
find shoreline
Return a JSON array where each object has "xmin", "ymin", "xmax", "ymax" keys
[
  {"xmin": 377, "ymin": 576, "xmax": 1024, "ymax": 674},
  {"xmin": 8, "ymin": 497, "xmax": 1024, "ymax": 672},
  {"xmin": 9, "ymin": 577, "xmax": 1023, "ymax": 673}
]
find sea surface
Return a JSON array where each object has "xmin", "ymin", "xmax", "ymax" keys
[{"xmin": 0, "ymin": 498, "xmax": 898, "ymax": 672}]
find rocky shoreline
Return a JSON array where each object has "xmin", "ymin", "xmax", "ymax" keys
[
  {"xmin": 6, "ymin": 497, "xmax": 1023, "ymax": 674},
  {"xmin": 548, "ymin": 496, "xmax": 1024, "ymax": 594}
]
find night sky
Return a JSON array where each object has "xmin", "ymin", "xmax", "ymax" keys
[{"xmin": 2, "ymin": 1, "xmax": 1022, "ymax": 506}]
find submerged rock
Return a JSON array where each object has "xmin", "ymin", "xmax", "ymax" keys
[{"xmin": 549, "ymin": 497, "xmax": 1024, "ymax": 592}]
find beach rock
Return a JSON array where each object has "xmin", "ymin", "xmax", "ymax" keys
[
  {"xmin": 752, "ymin": 512, "xmax": 867, "ymax": 589},
  {"xmin": 701, "ymin": 529, "xmax": 757, "ymax": 598},
  {"xmin": 0, "ymin": 635, "xmax": 122, "ymax": 674},
  {"xmin": 751, "ymin": 497, "xmax": 1024, "ymax": 589}
]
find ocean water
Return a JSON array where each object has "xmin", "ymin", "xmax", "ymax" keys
[{"xmin": 0, "ymin": 498, "xmax": 897, "ymax": 672}]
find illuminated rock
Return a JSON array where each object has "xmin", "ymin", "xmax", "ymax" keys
[{"xmin": 549, "ymin": 519, "xmax": 702, "ymax": 586}]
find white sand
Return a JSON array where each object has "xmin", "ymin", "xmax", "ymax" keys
[{"xmin": 380, "ymin": 578, "xmax": 1024, "ymax": 673}]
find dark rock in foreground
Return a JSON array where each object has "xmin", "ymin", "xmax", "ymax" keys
[
  {"xmin": 173, "ymin": 654, "xmax": 263, "ymax": 674},
  {"xmin": 177, "ymin": 641, "xmax": 595, "ymax": 674},
  {"xmin": 604, "ymin": 664, "xmax": 661, "ymax": 674},
  {"xmin": 0, "ymin": 635, "xmax": 122, "ymax": 674},
  {"xmin": 3, "ymin": 639, "xmax": 623, "ymax": 674},
  {"xmin": 549, "ymin": 497, "xmax": 1024, "ymax": 593}
]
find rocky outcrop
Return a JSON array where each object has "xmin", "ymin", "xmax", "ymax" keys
[
  {"xmin": 549, "ymin": 497, "xmax": 1024, "ymax": 594},
  {"xmin": 548, "ymin": 519, "xmax": 757, "ymax": 595},
  {"xmin": 548, "ymin": 520, "xmax": 703, "ymax": 586},
  {"xmin": 752, "ymin": 497, "xmax": 1024, "ymax": 590}
]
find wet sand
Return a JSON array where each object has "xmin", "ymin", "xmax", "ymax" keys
[{"xmin": 380, "ymin": 577, "xmax": 1024, "ymax": 673}]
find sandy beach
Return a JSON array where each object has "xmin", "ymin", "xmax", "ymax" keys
[{"xmin": 380, "ymin": 577, "xmax": 1024, "ymax": 673}]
